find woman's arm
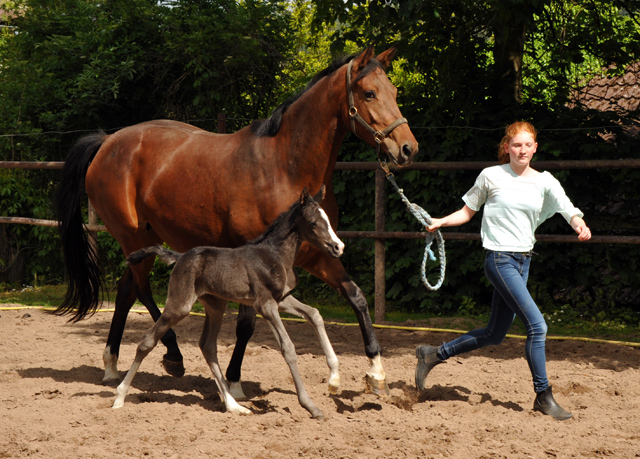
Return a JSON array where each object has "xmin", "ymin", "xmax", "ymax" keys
[
  {"xmin": 570, "ymin": 215, "xmax": 592, "ymax": 241},
  {"xmin": 427, "ymin": 204, "xmax": 476, "ymax": 232}
]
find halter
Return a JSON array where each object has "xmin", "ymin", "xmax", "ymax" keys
[{"xmin": 346, "ymin": 59, "xmax": 408, "ymax": 165}]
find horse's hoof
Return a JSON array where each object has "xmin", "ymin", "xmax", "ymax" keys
[
  {"xmin": 162, "ymin": 356, "xmax": 185, "ymax": 377},
  {"xmin": 229, "ymin": 381, "xmax": 248, "ymax": 400},
  {"xmin": 365, "ymin": 375, "xmax": 390, "ymax": 397},
  {"xmin": 312, "ymin": 411, "xmax": 325, "ymax": 421},
  {"xmin": 101, "ymin": 378, "xmax": 120, "ymax": 388}
]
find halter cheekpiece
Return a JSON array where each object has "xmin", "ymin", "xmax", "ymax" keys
[{"xmin": 346, "ymin": 59, "xmax": 408, "ymax": 163}]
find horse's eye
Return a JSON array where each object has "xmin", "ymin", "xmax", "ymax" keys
[{"xmin": 364, "ymin": 90, "xmax": 376, "ymax": 100}]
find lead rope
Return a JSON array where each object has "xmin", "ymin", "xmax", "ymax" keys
[{"xmin": 380, "ymin": 162, "xmax": 446, "ymax": 290}]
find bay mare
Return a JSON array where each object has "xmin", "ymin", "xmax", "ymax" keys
[
  {"xmin": 114, "ymin": 187, "xmax": 343, "ymax": 419},
  {"xmin": 54, "ymin": 45, "xmax": 418, "ymax": 396}
]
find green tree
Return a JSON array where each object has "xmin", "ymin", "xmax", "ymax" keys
[
  {"xmin": 0, "ymin": 0, "xmax": 296, "ymax": 285},
  {"xmin": 311, "ymin": 0, "xmax": 640, "ymax": 319}
]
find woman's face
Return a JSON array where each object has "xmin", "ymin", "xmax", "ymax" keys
[{"xmin": 505, "ymin": 131, "xmax": 537, "ymax": 168}]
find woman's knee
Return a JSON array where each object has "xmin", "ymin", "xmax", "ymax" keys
[{"xmin": 528, "ymin": 319, "xmax": 548, "ymax": 340}]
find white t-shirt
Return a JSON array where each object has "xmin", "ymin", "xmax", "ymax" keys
[{"xmin": 462, "ymin": 164, "xmax": 583, "ymax": 252}]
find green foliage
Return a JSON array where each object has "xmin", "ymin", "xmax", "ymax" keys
[
  {"xmin": 308, "ymin": 0, "xmax": 640, "ymax": 323},
  {"xmin": 0, "ymin": 169, "xmax": 63, "ymax": 285},
  {"xmin": 0, "ymin": 0, "xmax": 639, "ymax": 329}
]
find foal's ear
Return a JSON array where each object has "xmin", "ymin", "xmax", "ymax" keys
[
  {"xmin": 300, "ymin": 187, "xmax": 310, "ymax": 204},
  {"xmin": 352, "ymin": 44, "xmax": 375, "ymax": 73},
  {"xmin": 375, "ymin": 46, "xmax": 398, "ymax": 68},
  {"xmin": 312, "ymin": 184, "xmax": 326, "ymax": 203}
]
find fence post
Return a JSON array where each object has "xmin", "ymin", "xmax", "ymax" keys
[
  {"xmin": 374, "ymin": 167, "xmax": 386, "ymax": 323},
  {"xmin": 217, "ymin": 113, "xmax": 226, "ymax": 134}
]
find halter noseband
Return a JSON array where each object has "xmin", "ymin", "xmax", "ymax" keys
[{"xmin": 346, "ymin": 59, "xmax": 408, "ymax": 165}]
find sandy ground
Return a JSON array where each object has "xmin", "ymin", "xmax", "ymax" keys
[{"xmin": 1, "ymin": 304, "xmax": 639, "ymax": 458}]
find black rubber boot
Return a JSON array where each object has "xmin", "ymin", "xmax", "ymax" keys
[
  {"xmin": 533, "ymin": 386, "xmax": 573, "ymax": 421},
  {"xmin": 415, "ymin": 344, "xmax": 444, "ymax": 390}
]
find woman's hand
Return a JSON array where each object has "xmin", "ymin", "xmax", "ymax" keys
[
  {"xmin": 571, "ymin": 216, "xmax": 592, "ymax": 241},
  {"xmin": 426, "ymin": 218, "xmax": 443, "ymax": 233}
]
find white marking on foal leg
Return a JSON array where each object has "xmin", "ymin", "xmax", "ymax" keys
[
  {"xmin": 228, "ymin": 380, "xmax": 248, "ymax": 400},
  {"xmin": 218, "ymin": 383, "xmax": 252, "ymax": 415},
  {"xmin": 112, "ymin": 360, "xmax": 142, "ymax": 409},
  {"xmin": 102, "ymin": 346, "xmax": 120, "ymax": 384}
]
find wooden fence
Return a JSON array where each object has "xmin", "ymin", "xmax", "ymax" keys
[{"xmin": 2, "ymin": 158, "xmax": 640, "ymax": 321}]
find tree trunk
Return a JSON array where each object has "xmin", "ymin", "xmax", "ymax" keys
[{"xmin": 492, "ymin": 18, "xmax": 527, "ymax": 106}]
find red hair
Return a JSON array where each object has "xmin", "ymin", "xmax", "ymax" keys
[{"xmin": 498, "ymin": 121, "xmax": 537, "ymax": 164}]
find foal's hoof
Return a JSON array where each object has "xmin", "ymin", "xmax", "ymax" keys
[
  {"xmin": 328, "ymin": 383, "xmax": 340, "ymax": 395},
  {"xmin": 162, "ymin": 356, "xmax": 185, "ymax": 378},
  {"xmin": 365, "ymin": 375, "xmax": 390, "ymax": 397}
]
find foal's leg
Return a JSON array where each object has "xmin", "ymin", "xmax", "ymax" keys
[
  {"xmin": 278, "ymin": 296, "xmax": 340, "ymax": 394},
  {"xmin": 112, "ymin": 289, "xmax": 194, "ymax": 408},
  {"xmin": 103, "ymin": 262, "xmax": 184, "ymax": 384},
  {"xmin": 199, "ymin": 295, "xmax": 251, "ymax": 415},
  {"xmin": 259, "ymin": 299, "xmax": 324, "ymax": 420},
  {"xmin": 225, "ymin": 304, "xmax": 256, "ymax": 399}
]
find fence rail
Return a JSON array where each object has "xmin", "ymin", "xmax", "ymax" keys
[{"xmin": 2, "ymin": 158, "xmax": 640, "ymax": 321}]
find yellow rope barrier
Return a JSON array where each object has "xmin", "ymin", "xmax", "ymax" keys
[{"xmin": 3, "ymin": 304, "xmax": 639, "ymax": 348}]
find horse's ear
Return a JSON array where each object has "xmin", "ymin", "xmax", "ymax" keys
[
  {"xmin": 300, "ymin": 187, "xmax": 310, "ymax": 204},
  {"xmin": 352, "ymin": 44, "xmax": 375, "ymax": 73},
  {"xmin": 375, "ymin": 46, "xmax": 398, "ymax": 69},
  {"xmin": 312, "ymin": 184, "xmax": 326, "ymax": 203}
]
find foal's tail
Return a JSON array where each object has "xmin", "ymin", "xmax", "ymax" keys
[
  {"xmin": 54, "ymin": 131, "xmax": 108, "ymax": 322},
  {"xmin": 127, "ymin": 245, "xmax": 182, "ymax": 266}
]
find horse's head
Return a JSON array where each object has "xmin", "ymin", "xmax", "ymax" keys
[
  {"xmin": 346, "ymin": 45, "xmax": 419, "ymax": 167},
  {"xmin": 298, "ymin": 185, "xmax": 344, "ymax": 258}
]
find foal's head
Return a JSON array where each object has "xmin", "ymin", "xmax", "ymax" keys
[{"xmin": 298, "ymin": 185, "xmax": 344, "ymax": 258}]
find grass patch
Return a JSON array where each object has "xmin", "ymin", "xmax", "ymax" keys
[{"xmin": 2, "ymin": 284, "xmax": 639, "ymax": 345}]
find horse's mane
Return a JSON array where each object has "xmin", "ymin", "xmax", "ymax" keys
[
  {"xmin": 247, "ymin": 197, "xmax": 305, "ymax": 245},
  {"xmin": 250, "ymin": 53, "xmax": 383, "ymax": 137}
]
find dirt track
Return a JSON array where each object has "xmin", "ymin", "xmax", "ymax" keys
[{"xmin": 1, "ymin": 305, "xmax": 639, "ymax": 458}]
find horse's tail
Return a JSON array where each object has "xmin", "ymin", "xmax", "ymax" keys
[
  {"xmin": 53, "ymin": 131, "xmax": 108, "ymax": 322},
  {"xmin": 127, "ymin": 245, "xmax": 182, "ymax": 266}
]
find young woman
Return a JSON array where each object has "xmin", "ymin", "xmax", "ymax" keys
[{"xmin": 415, "ymin": 121, "xmax": 591, "ymax": 421}]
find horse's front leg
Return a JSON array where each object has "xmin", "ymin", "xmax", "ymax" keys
[
  {"xmin": 278, "ymin": 296, "xmax": 340, "ymax": 394},
  {"xmin": 339, "ymin": 278, "xmax": 388, "ymax": 396},
  {"xmin": 303, "ymin": 254, "xmax": 389, "ymax": 396},
  {"xmin": 225, "ymin": 304, "xmax": 256, "ymax": 399}
]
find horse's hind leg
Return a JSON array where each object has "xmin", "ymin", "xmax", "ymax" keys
[
  {"xmin": 225, "ymin": 304, "xmax": 256, "ymax": 399},
  {"xmin": 259, "ymin": 299, "xmax": 323, "ymax": 420},
  {"xmin": 199, "ymin": 296, "xmax": 251, "ymax": 415},
  {"xmin": 103, "ymin": 266, "xmax": 137, "ymax": 384},
  {"xmin": 278, "ymin": 296, "xmax": 340, "ymax": 394}
]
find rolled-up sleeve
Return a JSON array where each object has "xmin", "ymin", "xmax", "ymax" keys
[{"xmin": 462, "ymin": 171, "xmax": 488, "ymax": 211}]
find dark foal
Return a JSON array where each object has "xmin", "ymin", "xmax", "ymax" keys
[{"xmin": 112, "ymin": 186, "xmax": 343, "ymax": 419}]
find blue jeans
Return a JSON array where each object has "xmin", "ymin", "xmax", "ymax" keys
[{"xmin": 438, "ymin": 251, "xmax": 549, "ymax": 393}]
